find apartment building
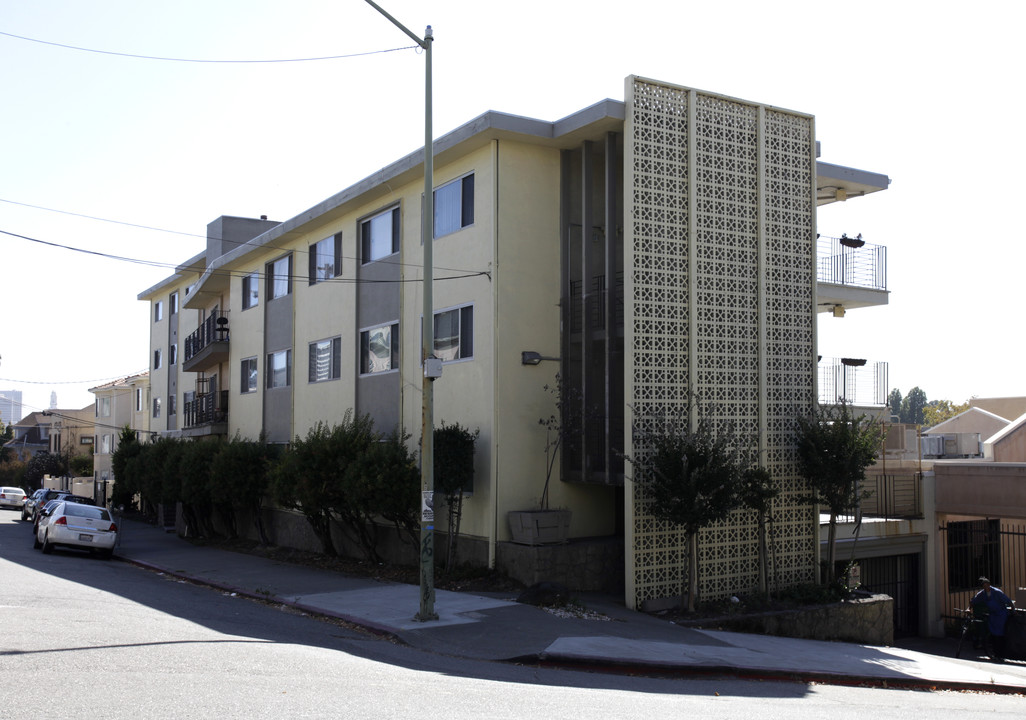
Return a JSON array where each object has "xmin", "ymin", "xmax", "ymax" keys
[
  {"xmin": 140, "ymin": 76, "xmax": 889, "ymax": 609},
  {"xmin": 89, "ymin": 372, "xmax": 150, "ymax": 504}
]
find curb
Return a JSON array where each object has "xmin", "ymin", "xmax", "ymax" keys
[{"xmin": 114, "ymin": 554, "xmax": 1026, "ymax": 695}]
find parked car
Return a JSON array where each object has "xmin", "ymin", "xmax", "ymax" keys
[
  {"xmin": 23, "ymin": 489, "xmax": 68, "ymax": 523},
  {"xmin": 34, "ymin": 501, "xmax": 118, "ymax": 559},
  {"xmin": 32, "ymin": 497, "xmax": 72, "ymax": 535},
  {"xmin": 0, "ymin": 486, "xmax": 27, "ymax": 510}
]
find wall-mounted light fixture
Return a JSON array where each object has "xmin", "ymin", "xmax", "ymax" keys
[
  {"xmin": 832, "ymin": 305, "xmax": 845, "ymax": 318},
  {"xmin": 521, "ymin": 351, "xmax": 560, "ymax": 366}
]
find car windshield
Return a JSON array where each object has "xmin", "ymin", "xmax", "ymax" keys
[{"xmin": 63, "ymin": 504, "xmax": 111, "ymax": 521}]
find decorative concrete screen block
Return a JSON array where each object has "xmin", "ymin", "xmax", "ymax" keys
[{"xmin": 624, "ymin": 77, "xmax": 818, "ymax": 610}]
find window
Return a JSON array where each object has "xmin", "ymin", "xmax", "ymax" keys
[
  {"xmin": 309, "ymin": 234, "xmax": 342, "ymax": 285},
  {"xmin": 361, "ymin": 207, "xmax": 400, "ymax": 264},
  {"xmin": 153, "ymin": 349, "xmax": 162, "ymax": 370},
  {"xmin": 169, "ymin": 344, "xmax": 178, "ymax": 365},
  {"xmin": 266, "ymin": 350, "xmax": 292, "ymax": 389},
  {"xmin": 433, "ymin": 305, "xmax": 474, "ymax": 362},
  {"xmin": 153, "ymin": 397, "xmax": 161, "ymax": 418},
  {"xmin": 360, "ymin": 323, "xmax": 399, "ymax": 374},
  {"xmin": 99, "ymin": 397, "xmax": 111, "ymax": 417},
  {"xmin": 309, "ymin": 337, "xmax": 342, "ymax": 383},
  {"xmin": 170, "ymin": 292, "xmax": 179, "ymax": 315},
  {"xmin": 154, "ymin": 301, "xmax": 164, "ymax": 322},
  {"xmin": 434, "ymin": 174, "xmax": 474, "ymax": 238},
  {"xmin": 267, "ymin": 255, "xmax": 292, "ymax": 300},
  {"xmin": 241, "ymin": 357, "xmax": 258, "ymax": 393},
  {"xmin": 947, "ymin": 519, "xmax": 1001, "ymax": 591},
  {"xmin": 101, "ymin": 434, "xmax": 111, "ymax": 454},
  {"xmin": 242, "ymin": 273, "xmax": 259, "ymax": 309},
  {"xmin": 135, "ymin": 388, "xmax": 143, "ymax": 412},
  {"xmin": 168, "ymin": 395, "xmax": 176, "ymax": 416}
]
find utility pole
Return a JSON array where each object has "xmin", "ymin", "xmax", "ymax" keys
[{"xmin": 363, "ymin": 0, "xmax": 438, "ymax": 622}]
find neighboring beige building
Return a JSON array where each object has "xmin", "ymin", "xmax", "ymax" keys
[
  {"xmin": 89, "ymin": 372, "xmax": 150, "ymax": 504},
  {"xmin": 140, "ymin": 76, "xmax": 890, "ymax": 610}
]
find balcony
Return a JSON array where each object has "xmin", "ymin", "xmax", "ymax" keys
[
  {"xmin": 183, "ymin": 313, "xmax": 229, "ymax": 373},
  {"xmin": 816, "ymin": 234, "xmax": 888, "ymax": 313},
  {"xmin": 818, "ymin": 356, "xmax": 888, "ymax": 408},
  {"xmin": 182, "ymin": 390, "xmax": 229, "ymax": 437}
]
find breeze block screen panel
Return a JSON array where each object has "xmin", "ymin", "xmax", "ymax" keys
[{"xmin": 624, "ymin": 77, "xmax": 818, "ymax": 609}]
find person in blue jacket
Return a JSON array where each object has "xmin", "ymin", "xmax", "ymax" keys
[{"xmin": 970, "ymin": 576, "xmax": 1014, "ymax": 659}]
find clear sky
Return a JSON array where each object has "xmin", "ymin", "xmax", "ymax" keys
[{"xmin": 1, "ymin": 0, "xmax": 1023, "ymax": 419}]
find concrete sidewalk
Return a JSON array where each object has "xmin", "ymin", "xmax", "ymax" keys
[{"xmin": 114, "ymin": 520, "xmax": 1026, "ymax": 693}]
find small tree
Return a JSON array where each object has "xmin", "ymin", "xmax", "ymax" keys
[
  {"xmin": 110, "ymin": 426, "xmax": 141, "ymax": 509},
  {"xmin": 537, "ymin": 373, "xmax": 590, "ymax": 509},
  {"xmin": 345, "ymin": 429, "xmax": 420, "ymax": 561},
  {"xmin": 633, "ymin": 404, "xmax": 743, "ymax": 612},
  {"xmin": 272, "ymin": 412, "xmax": 376, "ymax": 557},
  {"xmin": 179, "ymin": 440, "xmax": 222, "ymax": 538},
  {"xmin": 25, "ymin": 451, "xmax": 67, "ymax": 487},
  {"xmin": 796, "ymin": 401, "xmax": 881, "ymax": 584},
  {"xmin": 739, "ymin": 466, "xmax": 779, "ymax": 597},
  {"xmin": 211, "ymin": 436, "xmax": 275, "ymax": 545},
  {"xmin": 433, "ymin": 421, "xmax": 479, "ymax": 570}
]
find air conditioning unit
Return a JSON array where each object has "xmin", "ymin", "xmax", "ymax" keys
[{"xmin": 920, "ymin": 435, "xmax": 945, "ymax": 457}]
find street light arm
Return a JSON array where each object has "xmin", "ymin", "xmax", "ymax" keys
[{"xmin": 363, "ymin": 0, "xmax": 430, "ymax": 48}]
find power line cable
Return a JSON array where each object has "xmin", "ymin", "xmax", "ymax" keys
[{"xmin": 0, "ymin": 30, "xmax": 417, "ymax": 63}]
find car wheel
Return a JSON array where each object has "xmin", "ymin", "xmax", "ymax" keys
[
  {"xmin": 41, "ymin": 531, "xmax": 53, "ymax": 555},
  {"xmin": 33, "ymin": 531, "xmax": 41, "ymax": 549}
]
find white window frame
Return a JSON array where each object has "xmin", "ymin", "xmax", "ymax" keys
[
  {"xmin": 240, "ymin": 357, "xmax": 258, "ymax": 394},
  {"xmin": 431, "ymin": 303, "xmax": 474, "ymax": 363},
  {"xmin": 309, "ymin": 234, "xmax": 343, "ymax": 285},
  {"xmin": 154, "ymin": 349, "xmax": 162, "ymax": 370},
  {"xmin": 154, "ymin": 301, "xmax": 163, "ymax": 322},
  {"xmin": 360, "ymin": 207, "xmax": 400, "ymax": 264},
  {"xmin": 170, "ymin": 292, "xmax": 179, "ymax": 315},
  {"xmin": 359, "ymin": 322, "xmax": 399, "ymax": 375},
  {"xmin": 153, "ymin": 397, "xmax": 161, "ymax": 418},
  {"xmin": 135, "ymin": 388, "xmax": 143, "ymax": 412},
  {"xmin": 169, "ymin": 343, "xmax": 178, "ymax": 366},
  {"xmin": 308, "ymin": 336, "xmax": 342, "ymax": 383},
  {"xmin": 267, "ymin": 255, "xmax": 292, "ymax": 301},
  {"xmin": 242, "ymin": 272, "xmax": 259, "ymax": 310},
  {"xmin": 266, "ymin": 349, "xmax": 292, "ymax": 389},
  {"xmin": 433, "ymin": 173, "xmax": 475, "ymax": 239}
]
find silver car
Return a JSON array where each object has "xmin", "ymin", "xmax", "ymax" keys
[
  {"xmin": 0, "ymin": 486, "xmax": 27, "ymax": 510},
  {"xmin": 34, "ymin": 501, "xmax": 118, "ymax": 559}
]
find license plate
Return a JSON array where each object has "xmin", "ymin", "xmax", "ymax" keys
[{"xmin": 78, "ymin": 534, "xmax": 93, "ymax": 542}]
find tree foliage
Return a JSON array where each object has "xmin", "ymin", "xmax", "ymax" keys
[
  {"xmin": 795, "ymin": 401, "xmax": 881, "ymax": 583},
  {"xmin": 900, "ymin": 387, "xmax": 928, "ymax": 425},
  {"xmin": 923, "ymin": 399, "xmax": 971, "ymax": 429},
  {"xmin": 433, "ymin": 421, "xmax": 479, "ymax": 570},
  {"xmin": 25, "ymin": 451, "xmax": 66, "ymax": 486},
  {"xmin": 633, "ymin": 405, "xmax": 744, "ymax": 611}
]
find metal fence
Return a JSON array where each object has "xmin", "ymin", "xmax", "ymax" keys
[
  {"xmin": 861, "ymin": 473, "xmax": 922, "ymax": 519},
  {"xmin": 816, "ymin": 235, "xmax": 887, "ymax": 290},
  {"xmin": 818, "ymin": 357, "xmax": 889, "ymax": 407},
  {"xmin": 938, "ymin": 521, "xmax": 1026, "ymax": 628}
]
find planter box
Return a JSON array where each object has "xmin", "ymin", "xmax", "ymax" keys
[{"xmin": 508, "ymin": 510, "xmax": 571, "ymax": 546}]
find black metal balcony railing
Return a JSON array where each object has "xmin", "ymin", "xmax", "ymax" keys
[
  {"xmin": 183, "ymin": 390, "xmax": 229, "ymax": 428},
  {"xmin": 818, "ymin": 357, "xmax": 888, "ymax": 406},
  {"xmin": 816, "ymin": 235, "xmax": 887, "ymax": 291},
  {"xmin": 183, "ymin": 313, "xmax": 229, "ymax": 363}
]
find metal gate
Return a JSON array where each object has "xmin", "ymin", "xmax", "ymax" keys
[
  {"xmin": 841, "ymin": 553, "xmax": 920, "ymax": 637},
  {"xmin": 939, "ymin": 521, "xmax": 1026, "ymax": 629}
]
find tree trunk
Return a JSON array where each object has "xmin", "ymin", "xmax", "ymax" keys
[
  {"xmin": 826, "ymin": 512, "xmax": 838, "ymax": 584},
  {"xmin": 757, "ymin": 510, "xmax": 768, "ymax": 596},
  {"xmin": 680, "ymin": 532, "xmax": 698, "ymax": 613}
]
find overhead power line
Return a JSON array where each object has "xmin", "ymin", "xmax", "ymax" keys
[{"xmin": 0, "ymin": 30, "xmax": 417, "ymax": 63}]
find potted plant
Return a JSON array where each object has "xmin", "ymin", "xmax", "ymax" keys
[{"xmin": 507, "ymin": 374, "xmax": 578, "ymax": 545}]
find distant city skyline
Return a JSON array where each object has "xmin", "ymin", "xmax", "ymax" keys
[{"xmin": 1, "ymin": 389, "xmax": 24, "ymax": 426}]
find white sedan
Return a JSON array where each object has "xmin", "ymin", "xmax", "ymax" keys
[
  {"xmin": 0, "ymin": 486, "xmax": 27, "ymax": 510},
  {"xmin": 34, "ymin": 501, "xmax": 118, "ymax": 559}
]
